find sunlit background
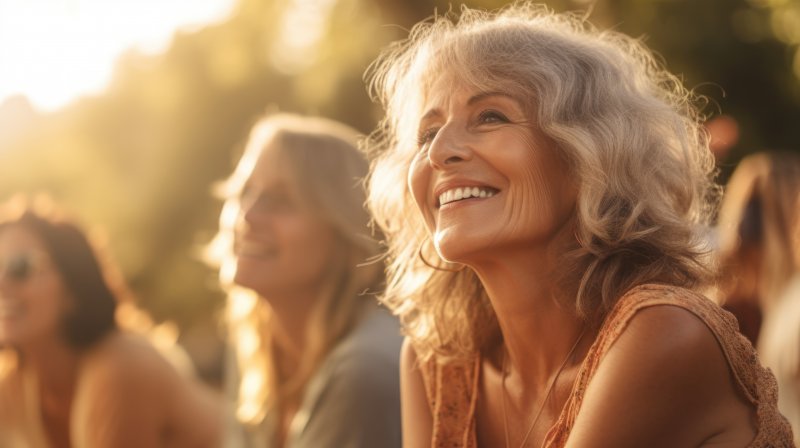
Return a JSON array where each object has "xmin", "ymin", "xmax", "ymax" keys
[
  {"xmin": 0, "ymin": 0, "xmax": 237, "ymax": 111},
  {"xmin": 0, "ymin": 0, "xmax": 799, "ymax": 385}
]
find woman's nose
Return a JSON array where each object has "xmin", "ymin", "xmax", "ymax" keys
[
  {"xmin": 241, "ymin": 200, "xmax": 266, "ymax": 226},
  {"xmin": 427, "ymin": 123, "xmax": 474, "ymax": 169}
]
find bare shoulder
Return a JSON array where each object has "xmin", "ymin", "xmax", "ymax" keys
[
  {"xmin": 400, "ymin": 338, "xmax": 434, "ymax": 448},
  {"xmin": 401, "ymin": 337, "xmax": 419, "ymax": 370},
  {"xmin": 566, "ymin": 304, "xmax": 756, "ymax": 448},
  {"xmin": 81, "ymin": 331, "xmax": 178, "ymax": 387},
  {"xmin": 76, "ymin": 332, "xmax": 179, "ymax": 417},
  {"xmin": 75, "ymin": 332, "xmax": 222, "ymax": 447}
]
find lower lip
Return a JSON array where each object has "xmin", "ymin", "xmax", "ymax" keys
[{"xmin": 438, "ymin": 195, "xmax": 496, "ymax": 210}]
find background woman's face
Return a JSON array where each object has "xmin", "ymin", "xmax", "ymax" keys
[
  {"xmin": 0, "ymin": 225, "xmax": 70, "ymax": 347},
  {"xmin": 408, "ymin": 81, "xmax": 577, "ymax": 264},
  {"xmin": 232, "ymin": 145, "xmax": 339, "ymax": 300}
]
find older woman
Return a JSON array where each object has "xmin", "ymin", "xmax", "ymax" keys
[
  {"xmin": 0, "ymin": 200, "xmax": 221, "ymax": 448},
  {"xmin": 210, "ymin": 113, "xmax": 402, "ymax": 447},
  {"xmin": 365, "ymin": 4, "xmax": 792, "ymax": 447}
]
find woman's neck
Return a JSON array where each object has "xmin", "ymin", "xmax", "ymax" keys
[
  {"xmin": 20, "ymin": 334, "xmax": 80, "ymax": 448},
  {"xmin": 21, "ymin": 335, "xmax": 80, "ymax": 394},
  {"xmin": 470, "ymin": 240, "xmax": 586, "ymax": 391},
  {"xmin": 262, "ymin": 289, "xmax": 321, "ymax": 379}
]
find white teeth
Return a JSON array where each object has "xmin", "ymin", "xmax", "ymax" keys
[{"xmin": 438, "ymin": 187, "xmax": 497, "ymax": 206}]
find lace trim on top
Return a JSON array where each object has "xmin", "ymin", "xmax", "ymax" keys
[{"xmin": 419, "ymin": 284, "xmax": 794, "ymax": 448}]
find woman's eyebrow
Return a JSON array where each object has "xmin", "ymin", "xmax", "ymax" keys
[
  {"xmin": 418, "ymin": 92, "xmax": 521, "ymax": 124},
  {"xmin": 419, "ymin": 108, "xmax": 442, "ymax": 123},
  {"xmin": 467, "ymin": 91, "xmax": 518, "ymax": 106}
]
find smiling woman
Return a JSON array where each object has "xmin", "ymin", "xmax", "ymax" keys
[
  {"xmin": 0, "ymin": 199, "xmax": 222, "ymax": 448},
  {"xmin": 365, "ymin": 3, "xmax": 793, "ymax": 447},
  {"xmin": 0, "ymin": 0, "xmax": 235, "ymax": 111},
  {"xmin": 209, "ymin": 113, "xmax": 402, "ymax": 448}
]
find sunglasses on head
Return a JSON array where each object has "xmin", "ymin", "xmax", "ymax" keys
[{"xmin": 0, "ymin": 251, "xmax": 47, "ymax": 282}]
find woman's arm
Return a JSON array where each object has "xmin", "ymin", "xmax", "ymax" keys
[
  {"xmin": 565, "ymin": 306, "xmax": 756, "ymax": 448},
  {"xmin": 400, "ymin": 338, "xmax": 433, "ymax": 448}
]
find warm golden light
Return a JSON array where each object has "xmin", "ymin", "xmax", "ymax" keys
[
  {"xmin": 0, "ymin": 0, "xmax": 236, "ymax": 112},
  {"xmin": 270, "ymin": 0, "xmax": 339, "ymax": 74}
]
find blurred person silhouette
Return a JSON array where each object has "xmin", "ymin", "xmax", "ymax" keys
[
  {"xmin": 716, "ymin": 151, "xmax": 800, "ymax": 442},
  {"xmin": 0, "ymin": 196, "xmax": 222, "ymax": 448},
  {"xmin": 364, "ymin": 3, "xmax": 793, "ymax": 446},
  {"xmin": 209, "ymin": 113, "xmax": 402, "ymax": 448}
]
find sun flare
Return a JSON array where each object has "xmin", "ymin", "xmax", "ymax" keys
[{"xmin": 0, "ymin": 0, "xmax": 236, "ymax": 112}]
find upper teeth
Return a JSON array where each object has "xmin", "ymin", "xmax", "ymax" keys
[{"xmin": 439, "ymin": 187, "xmax": 495, "ymax": 206}]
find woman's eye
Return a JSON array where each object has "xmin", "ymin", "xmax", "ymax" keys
[
  {"xmin": 417, "ymin": 127, "xmax": 439, "ymax": 148},
  {"xmin": 478, "ymin": 110, "xmax": 509, "ymax": 124}
]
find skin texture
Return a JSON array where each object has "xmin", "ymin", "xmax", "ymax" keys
[
  {"xmin": 402, "ymin": 82, "xmax": 757, "ymax": 447},
  {"xmin": 0, "ymin": 225, "xmax": 222, "ymax": 448},
  {"xmin": 409, "ymin": 83, "xmax": 576, "ymax": 264}
]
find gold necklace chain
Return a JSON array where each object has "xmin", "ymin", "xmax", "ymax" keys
[{"xmin": 501, "ymin": 327, "xmax": 587, "ymax": 448}]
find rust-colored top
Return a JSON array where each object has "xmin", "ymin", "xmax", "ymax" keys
[{"xmin": 418, "ymin": 284, "xmax": 794, "ymax": 447}]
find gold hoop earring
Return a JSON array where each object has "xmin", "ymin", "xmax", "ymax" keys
[{"xmin": 417, "ymin": 236, "xmax": 466, "ymax": 273}]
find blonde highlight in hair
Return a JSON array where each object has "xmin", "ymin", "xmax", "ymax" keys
[
  {"xmin": 365, "ymin": 3, "xmax": 718, "ymax": 362},
  {"xmin": 208, "ymin": 113, "xmax": 384, "ymax": 425}
]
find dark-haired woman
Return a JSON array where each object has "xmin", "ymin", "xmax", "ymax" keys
[{"xmin": 0, "ymin": 203, "xmax": 221, "ymax": 448}]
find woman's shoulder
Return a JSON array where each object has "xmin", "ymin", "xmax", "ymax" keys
[
  {"xmin": 610, "ymin": 283, "xmax": 728, "ymax": 320},
  {"xmin": 300, "ymin": 305, "xmax": 403, "ymax": 415},
  {"xmin": 328, "ymin": 304, "xmax": 403, "ymax": 372},
  {"xmin": 560, "ymin": 283, "xmax": 792, "ymax": 446},
  {"xmin": 597, "ymin": 290, "xmax": 736, "ymax": 379},
  {"xmin": 82, "ymin": 331, "xmax": 178, "ymax": 376},
  {"xmin": 595, "ymin": 283, "xmax": 768, "ymax": 400},
  {"xmin": 73, "ymin": 331, "xmax": 222, "ymax": 447},
  {"xmin": 593, "ymin": 284, "xmax": 743, "ymax": 358},
  {"xmin": 291, "ymin": 307, "xmax": 404, "ymax": 447},
  {"xmin": 76, "ymin": 331, "xmax": 184, "ymax": 407}
]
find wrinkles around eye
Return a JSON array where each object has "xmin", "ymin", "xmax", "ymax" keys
[
  {"xmin": 417, "ymin": 127, "xmax": 439, "ymax": 148},
  {"xmin": 477, "ymin": 110, "xmax": 510, "ymax": 124}
]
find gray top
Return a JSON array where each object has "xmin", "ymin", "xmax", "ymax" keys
[{"xmin": 228, "ymin": 303, "xmax": 403, "ymax": 448}]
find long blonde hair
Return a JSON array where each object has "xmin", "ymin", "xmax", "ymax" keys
[
  {"xmin": 365, "ymin": 3, "xmax": 718, "ymax": 362},
  {"xmin": 208, "ymin": 113, "xmax": 384, "ymax": 425}
]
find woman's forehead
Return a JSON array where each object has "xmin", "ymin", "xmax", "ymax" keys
[{"xmin": 416, "ymin": 74, "xmax": 528, "ymax": 118}]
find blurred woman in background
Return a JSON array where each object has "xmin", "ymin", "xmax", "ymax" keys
[
  {"xmin": 210, "ymin": 113, "xmax": 402, "ymax": 448},
  {"xmin": 0, "ymin": 198, "xmax": 221, "ymax": 448},
  {"xmin": 716, "ymin": 151, "xmax": 800, "ymax": 442}
]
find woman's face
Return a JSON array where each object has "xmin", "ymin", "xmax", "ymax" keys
[
  {"xmin": 232, "ymin": 144, "xmax": 339, "ymax": 300},
  {"xmin": 408, "ymin": 81, "xmax": 577, "ymax": 264},
  {"xmin": 0, "ymin": 225, "xmax": 70, "ymax": 347}
]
